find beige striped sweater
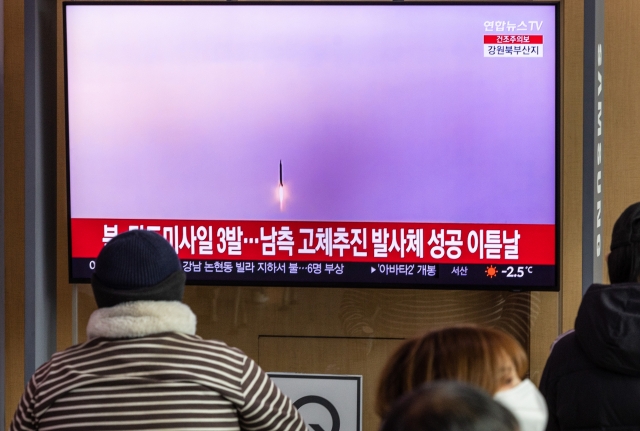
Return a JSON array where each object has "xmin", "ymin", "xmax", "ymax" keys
[{"xmin": 10, "ymin": 301, "xmax": 308, "ymax": 431}]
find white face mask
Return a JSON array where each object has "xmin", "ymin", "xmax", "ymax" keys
[{"xmin": 493, "ymin": 378, "xmax": 548, "ymax": 431}]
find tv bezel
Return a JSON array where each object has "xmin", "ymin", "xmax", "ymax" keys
[{"xmin": 63, "ymin": 1, "xmax": 561, "ymax": 292}]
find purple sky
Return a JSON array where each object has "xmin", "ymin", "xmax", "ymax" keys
[{"xmin": 66, "ymin": 4, "xmax": 556, "ymax": 224}]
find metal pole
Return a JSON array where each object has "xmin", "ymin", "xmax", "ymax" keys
[{"xmin": 582, "ymin": 0, "xmax": 605, "ymax": 294}]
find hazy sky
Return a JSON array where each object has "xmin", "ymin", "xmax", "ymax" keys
[{"xmin": 66, "ymin": 4, "xmax": 556, "ymax": 224}]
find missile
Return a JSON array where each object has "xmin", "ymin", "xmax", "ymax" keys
[{"xmin": 279, "ymin": 160, "xmax": 284, "ymax": 210}]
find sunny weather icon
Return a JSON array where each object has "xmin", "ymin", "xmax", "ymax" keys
[{"xmin": 485, "ymin": 265, "xmax": 498, "ymax": 278}]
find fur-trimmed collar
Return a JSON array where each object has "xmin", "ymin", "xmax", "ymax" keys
[{"xmin": 87, "ymin": 301, "xmax": 197, "ymax": 339}]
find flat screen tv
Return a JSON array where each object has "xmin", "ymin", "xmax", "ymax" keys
[{"xmin": 64, "ymin": 2, "xmax": 558, "ymax": 291}]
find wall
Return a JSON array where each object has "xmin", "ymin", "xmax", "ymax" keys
[
  {"xmin": 4, "ymin": 0, "xmax": 25, "ymax": 427},
  {"xmin": 602, "ymin": 1, "xmax": 640, "ymax": 272}
]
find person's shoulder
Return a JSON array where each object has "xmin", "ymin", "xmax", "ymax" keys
[
  {"xmin": 32, "ymin": 338, "xmax": 107, "ymax": 383},
  {"xmin": 543, "ymin": 330, "xmax": 582, "ymax": 376},
  {"xmin": 168, "ymin": 333, "xmax": 249, "ymax": 362},
  {"xmin": 549, "ymin": 329, "xmax": 575, "ymax": 353},
  {"xmin": 545, "ymin": 328, "xmax": 597, "ymax": 379},
  {"xmin": 47, "ymin": 336, "xmax": 109, "ymax": 364}
]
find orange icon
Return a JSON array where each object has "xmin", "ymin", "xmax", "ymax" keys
[{"xmin": 485, "ymin": 265, "xmax": 498, "ymax": 278}]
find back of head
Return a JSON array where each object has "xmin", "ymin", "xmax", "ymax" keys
[
  {"xmin": 376, "ymin": 325, "xmax": 527, "ymax": 418},
  {"xmin": 91, "ymin": 230, "xmax": 186, "ymax": 308},
  {"xmin": 608, "ymin": 202, "xmax": 640, "ymax": 283},
  {"xmin": 379, "ymin": 381, "xmax": 519, "ymax": 431}
]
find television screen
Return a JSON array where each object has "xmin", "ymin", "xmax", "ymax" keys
[{"xmin": 65, "ymin": 2, "xmax": 558, "ymax": 290}]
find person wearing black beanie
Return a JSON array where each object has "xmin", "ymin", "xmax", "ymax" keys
[
  {"xmin": 91, "ymin": 229, "xmax": 186, "ymax": 308},
  {"xmin": 10, "ymin": 230, "xmax": 307, "ymax": 431},
  {"xmin": 539, "ymin": 202, "xmax": 640, "ymax": 431}
]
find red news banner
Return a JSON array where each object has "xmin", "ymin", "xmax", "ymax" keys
[{"xmin": 71, "ymin": 219, "xmax": 555, "ymax": 265}]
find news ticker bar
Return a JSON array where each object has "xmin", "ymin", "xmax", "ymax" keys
[
  {"xmin": 72, "ymin": 258, "xmax": 555, "ymax": 289},
  {"xmin": 71, "ymin": 218, "xmax": 555, "ymax": 265}
]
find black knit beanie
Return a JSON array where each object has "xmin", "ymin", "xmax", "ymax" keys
[{"xmin": 91, "ymin": 229, "xmax": 186, "ymax": 308}]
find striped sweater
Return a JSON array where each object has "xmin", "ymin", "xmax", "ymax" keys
[{"xmin": 10, "ymin": 301, "xmax": 308, "ymax": 431}]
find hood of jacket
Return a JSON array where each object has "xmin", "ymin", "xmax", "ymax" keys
[{"xmin": 575, "ymin": 283, "xmax": 640, "ymax": 376}]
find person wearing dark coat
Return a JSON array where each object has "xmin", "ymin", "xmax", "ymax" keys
[{"xmin": 540, "ymin": 202, "xmax": 640, "ymax": 431}]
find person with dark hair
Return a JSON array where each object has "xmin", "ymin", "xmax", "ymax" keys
[
  {"xmin": 376, "ymin": 325, "xmax": 547, "ymax": 431},
  {"xmin": 10, "ymin": 230, "xmax": 307, "ymax": 431},
  {"xmin": 540, "ymin": 201, "xmax": 640, "ymax": 430},
  {"xmin": 379, "ymin": 381, "xmax": 519, "ymax": 431}
]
